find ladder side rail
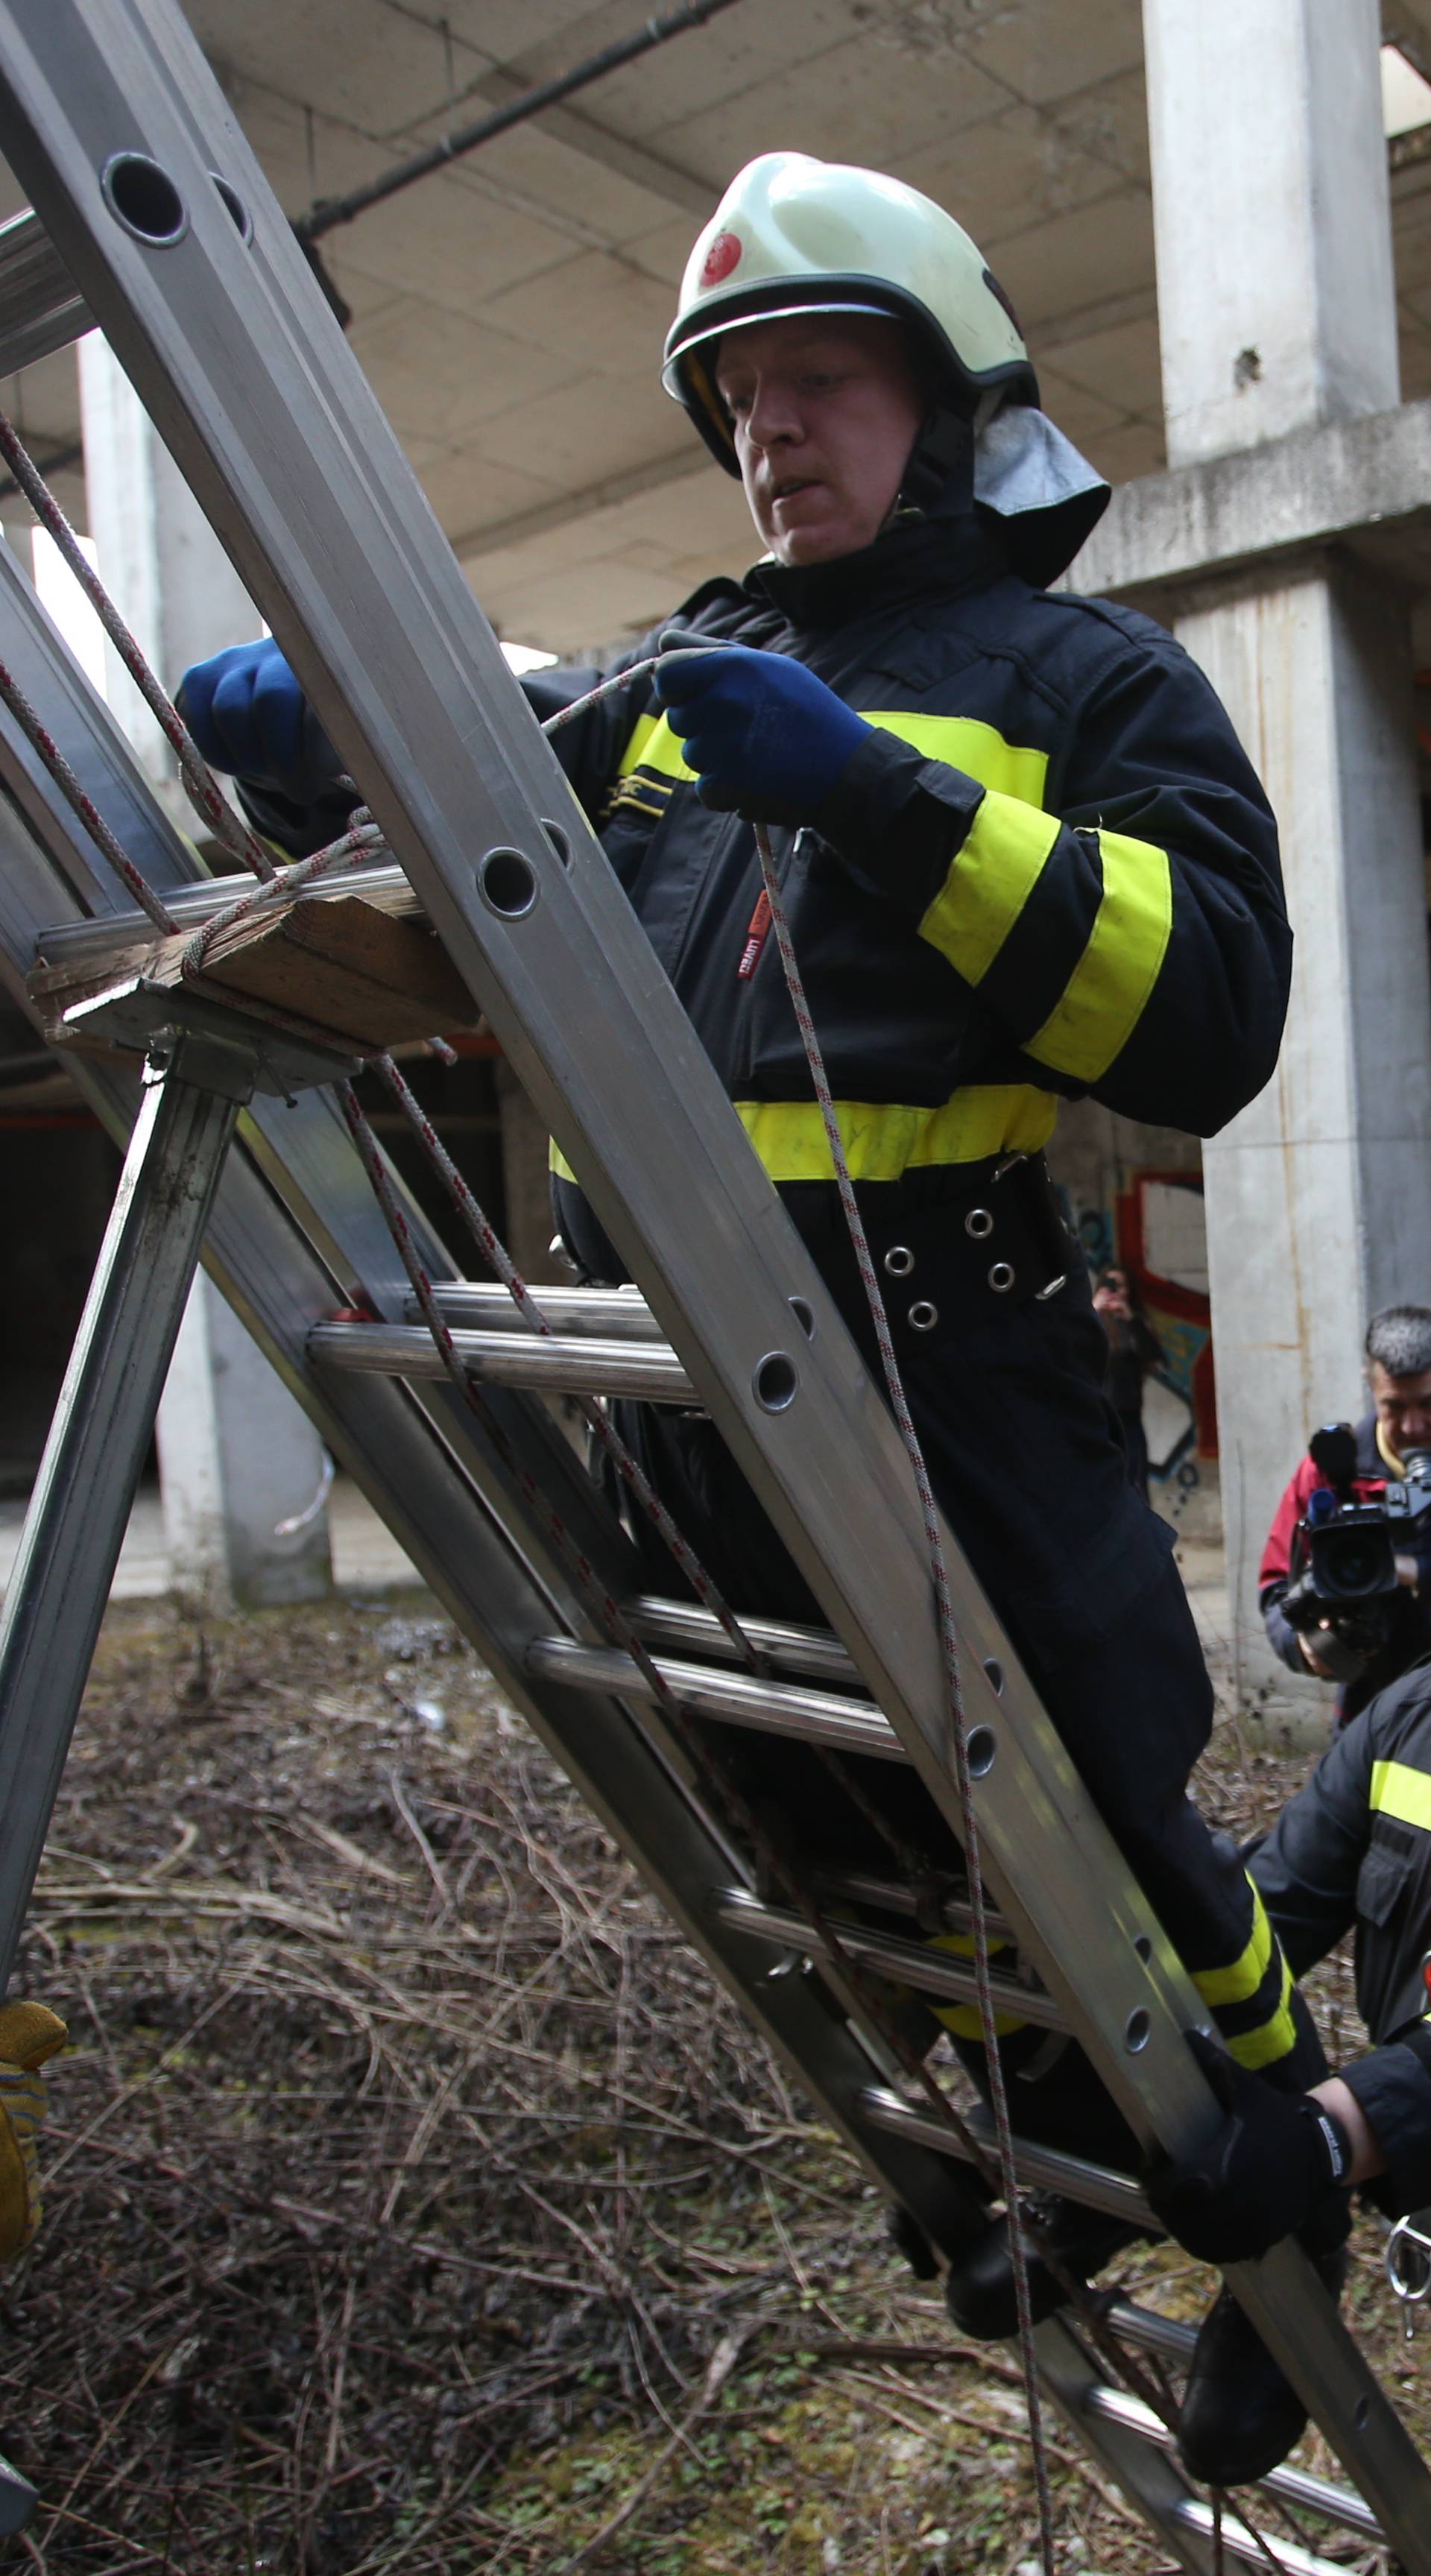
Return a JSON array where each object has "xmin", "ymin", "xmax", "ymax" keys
[
  {"xmin": 0, "ymin": 19, "xmax": 1424, "ymax": 2551},
  {"xmin": 0, "ymin": 1046, "xmax": 241, "ymax": 1983}
]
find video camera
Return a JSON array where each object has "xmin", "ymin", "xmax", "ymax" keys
[{"xmin": 1282, "ymin": 1421, "xmax": 1431, "ymax": 1670}]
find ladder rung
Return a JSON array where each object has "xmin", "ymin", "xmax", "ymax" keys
[
  {"xmin": 859, "ymin": 2084, "xmax": 1148, "ymax": 2223},
  {"xmin": 0, "ymin": 208, "xmax": 89, "ymax": 376},
  {"xmin": 715, "ymin": 1887, "xmax": 1066, "ymax": 2030},
  {"xmin": 1171, "ymin": 2492, "xmax": 1365, "ymax": 2575},
  {"xmin": 308, "ymin": 1319, "xmax": 695, "ymax": 1404},
  {"xmin": 420, "ymin": 1282, "xmax": 665, "ymax": 1340},
  {"xmin": 630, "ymin": 1594, "xmax": 860, "ymax": 1684},
  {"xmin": 1087, "ymin": 2385, "xmax": 1385, "ymax": 2550},
  {"xmin": 33, "ymin": 860, "xmax": 417, "ymax": 973},
  {"xmin": 525, "ymin": 1635, "xmax": 904, "ymax": 1758},
  {"xmin": 815, "ymin": 1867, "xmax": 1005, "ymax": 1944}
]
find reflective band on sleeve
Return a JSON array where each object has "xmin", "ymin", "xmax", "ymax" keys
[
  {"xmin": 863, "ymin": 712, "xmax": 1048, "ymax": 808},
  {"xmin": 1370, "ymin": 1759, "xmax": 1431, "ymax": 1833},
  {"xmin": 1222, "ymin": 1957, "xmax": 1299, "ymax": 2073},
  {"xmin": 917, "ymin": 791, "xmax": 1061, "ymax": 986},
  {"xmin": 548, "ymin": 1086, "xmax": 1058, "ymax": 1187},
  {"xmin": 1191, "ymin": 1881, "xmax": 1273, "ymax": 2009},
  {"xmin": 1026, "ymin": 829, "xmax": 1174, "ymax": 1082}
]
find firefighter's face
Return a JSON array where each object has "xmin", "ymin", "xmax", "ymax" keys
[
  {"xmin": 715, "ymin": 314, "xmax": 925, "ymax": 566},
  {"xmin": 1370, "ymin": 1361, "xmax": 1431, "ymax": 1456}
]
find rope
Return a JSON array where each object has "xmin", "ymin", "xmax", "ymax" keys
[
  {"xmin": 750, "ymin": 821, "xmax": 1058, "ymax": 2571},
  {"xmin": 0, "ymin": 650, "xmax": 177, "ymax": 934},
  {"xmin": 0, "ymin": 411, "xmax": 279, "ymax": 883}
]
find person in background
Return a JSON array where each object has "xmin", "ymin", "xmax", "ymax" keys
[
  {"xmin": 1092, "ymin": 1262, "xmax": 1164, "ymax": 1500},
  {"xmin": 1260, "ymin": 1304, "xmax": 1431, "ymax": 1720}
]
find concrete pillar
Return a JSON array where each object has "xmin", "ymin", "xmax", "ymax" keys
[
  {"xmin": 1143, "ymin": 0, "xmax": 1431, "ymax": 1726},
  {"xmin": 78, "ymin": 335, "xmax": 332, "ymax": 1610}
]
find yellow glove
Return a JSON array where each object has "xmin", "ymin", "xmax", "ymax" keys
[{"xmin": 0, "ymin": 2002, "xmax": 66, "ymax": 2262}]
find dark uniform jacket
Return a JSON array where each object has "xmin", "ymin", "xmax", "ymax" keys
[
  {"xmin": 514, "ymin": 512, "xmax": 1289, "ymax": 1279},
  {"xmin": 1249, "ymin": 1660, "xmax": 1431, "ymax": 2213}
]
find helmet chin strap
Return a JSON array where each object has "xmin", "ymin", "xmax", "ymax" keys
[{"xmin": 894, "ymin": 402, "xmax": 976, "ymax": 522}]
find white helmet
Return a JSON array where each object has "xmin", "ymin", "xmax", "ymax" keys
[{"xmin": 662, "ymin": 151, "xmax": 1037, "ymax": 474}]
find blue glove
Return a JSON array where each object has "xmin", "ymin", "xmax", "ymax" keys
[
  {"xmin": 653, "ymin": 641, "xmax": 871, "ymax": 824},
  {"xmin": 176, "ymin": 637, "xmax": 344, "ymax": 806}
]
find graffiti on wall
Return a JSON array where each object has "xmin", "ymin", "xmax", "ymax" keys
[{"xmin": 1058, "ymin": 1169, "xmax": 1213, "ymax": 1502}]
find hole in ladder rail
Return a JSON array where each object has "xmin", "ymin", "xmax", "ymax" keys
[
  {"xmin": 210, "ymin": 174, "xmax": 253, "ymax": 242},
  {"xmin": 1133, "ymin": 1933, "xmax": 1152, "ymax": 1963},
  {"xmin": 787, "ymin": 1295, "xmax": 815, "ymax": 1341},
  {"xmin": 965, "ymin": 1724, "xmax": 996, "ymax": 1777},
  {"xmin": 982, "ymin": 1656, "xmax": 1004, "ymax": 1697},
  {"xmin": 542, "ymin": 818, "xmax": 573, "ymax": 869},
  {"xmin": 1353, "ymin": 2395, "xmax": 1370, "ymax": 2430},
  {"xmin": 1125, "ymin": 2007, "xmax": 1151, "ymax": 2053},
  {"xmin": 753, "ymin": 1351, "xmax": 797, "ymax": 1412},
  {"xmin": 478, "ymin": 847, "xmax": 539, "ymax": 918},
  {"xmin": 101, "ymin": 154, "xmax": 188, "ymax": 246}
]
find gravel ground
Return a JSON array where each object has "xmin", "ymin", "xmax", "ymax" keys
[{"xmin": 0, "ymin": 1587, "xmax": 1422, "ymax": 2575}]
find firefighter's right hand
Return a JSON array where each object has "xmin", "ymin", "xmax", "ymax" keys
[
  {"xmin": 176, "ymin": 638, "xmax": 344, "ymax": 804},
  {"xmin": 0, "ymin": 2003, "xmax": 66, "ymax": 2263}
]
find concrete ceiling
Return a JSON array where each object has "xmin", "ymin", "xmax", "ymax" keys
[{"xmin": 1, "ymin": 1, "xmax": 1431, "ymax": 655}]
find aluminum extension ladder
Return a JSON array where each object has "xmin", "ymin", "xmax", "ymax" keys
[{"xmin": 0, "ymin": 3, "xmax": 1424, "ymax": 2563}]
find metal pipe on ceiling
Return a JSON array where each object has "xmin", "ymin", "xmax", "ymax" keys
[{"xmin": 292, "ymin": 0, "xmax": 744, "ymax": 246}]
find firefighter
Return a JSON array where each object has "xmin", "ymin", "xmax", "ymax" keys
[
  {"xmin": 180, "ymin": 151, "xmax": 1332, "ymax": 2484},
  {"xmin": 1148, "ymin": 1650, "xmax": 1431, "ymax": 2255}
]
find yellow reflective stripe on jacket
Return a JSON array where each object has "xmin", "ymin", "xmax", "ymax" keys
[
  {"xmin": 733, "ymin": 1087, "xmax": 1057, "ymax": 1182},
  {"xmin": 549, "ymin": 1085, "xmax": 1057, "ymax": 1190},
  {"xmin": 1026, "ymin": 830, "xmax": 1174, "ymax": 1083},
  {"xmin": 917, "ymin": 792, "xmax": 1061, "ymax": 986},
  {"xmin": 862, "ymin": 713, "xmax": 1048, "ymax": 807},
  {"xmin": 1192, "ymin": 1885, "xmax": 1300, "ymax": 2072},
  {"xmin": 1223, "ymin": 1957, "xmax": 1299, "ymax": 2073},
  {"xmin": 616, "ymin": 710, "xmax": 695, "ymax": 784},
  {"xmin": 1191, "ymin": 1883, "xmax": 1273, "ymax": 2010},
  {"xmin": 1370, "ymin": 1759, "xmax": 1431, "ymax": 1834}
]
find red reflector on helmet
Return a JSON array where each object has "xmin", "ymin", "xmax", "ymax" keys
[{"xmin": 701, "ymin": 230, "xmax": 742, "ymax": 287}]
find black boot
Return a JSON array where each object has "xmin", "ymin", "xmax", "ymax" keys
[
  {"xmin": 1178, "ymin": 2244, "xmax": 1348, "ymax": 2487},
  {"xmin": 944, "ymin": 2192, "xmax": 1146, "ymax": 2340}
]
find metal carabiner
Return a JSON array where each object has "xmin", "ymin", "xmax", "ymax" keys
[{"xmin": 1386, "ymin": 2212, "xmax": 1431, "ymax": 2336}]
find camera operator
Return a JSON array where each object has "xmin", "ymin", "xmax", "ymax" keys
[{"xmin": 1260, "ymin": 1306, "xmax": 1431, "ymax": 1719}]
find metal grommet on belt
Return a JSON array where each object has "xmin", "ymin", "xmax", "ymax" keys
[
  {"xmin": 908, "ymin": 1301, "xmax": 938, "ymax": 1331},
  {"xmin": 964, "ymin": 1207, "xmax": 994, "ymax": 1240},
  {"xmin": 988, "ymin": 1262, "xmax": 1015, "ymax": 1294},
  {"xmin": 883, "ymin": 1245, "xmax": 914, "ymax": 1277}
]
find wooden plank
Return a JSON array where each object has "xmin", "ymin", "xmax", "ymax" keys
[{"xmin": 31, "ymin": 894, "xmax": 479, "ymax": 1052}]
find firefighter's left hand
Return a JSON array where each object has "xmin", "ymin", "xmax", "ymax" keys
[
  {"xmin": 654, "ymin": 642, "xmax": 871, "ymax": 822},
  {"xmin": 0, "ymin": 2002, "xmax": 66, "ymax": 2264}
]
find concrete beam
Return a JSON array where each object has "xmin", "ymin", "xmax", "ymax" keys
[
  {"xmin": 1068, "ymin": 397, "xmax": 1431, "ymax": 605},
  {"xmin": 461, "ymin": 69, "xmax": 711, "ymax": 217},
  {"xmin": 453, "ymin": 443, "xmax": 704, "ymax": 566}
]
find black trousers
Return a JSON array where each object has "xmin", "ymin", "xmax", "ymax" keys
[{"xmin": 606, "ymin": 1167, "xmax": 1326, "ymax": 2121}]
